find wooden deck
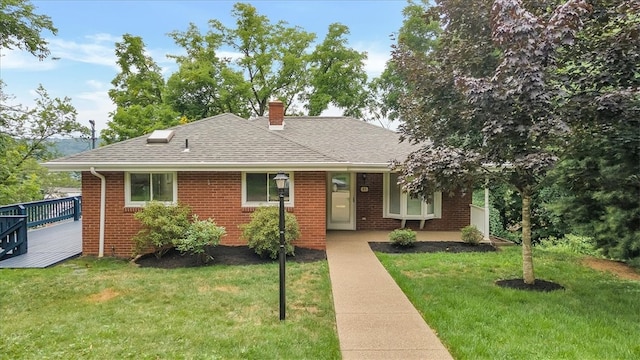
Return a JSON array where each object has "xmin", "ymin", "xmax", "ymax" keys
[{"xmin": 0, "ymin": 220, "xmax": 82, "ymax": 268}]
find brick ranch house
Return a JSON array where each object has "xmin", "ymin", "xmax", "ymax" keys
[{"xmin": 44, "ymin": 101, "xmax": 478, "ymax": 258}]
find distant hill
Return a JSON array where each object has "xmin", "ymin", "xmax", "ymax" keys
[{"xmin": 48, "ymin": 138, "xmax": 101, "ymax": 157}]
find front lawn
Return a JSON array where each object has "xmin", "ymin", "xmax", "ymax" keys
[
  {"xmin": 0, "ymin": 258, "xmax": 340, "ymax": 359},
  {"xmin": 376, "ymin": 246, "xmax": 640, "ymax": 360}
]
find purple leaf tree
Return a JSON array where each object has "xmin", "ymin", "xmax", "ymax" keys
[{"xmin": 394, "ymin": 0, "xmax": 590, "ymax": 284}]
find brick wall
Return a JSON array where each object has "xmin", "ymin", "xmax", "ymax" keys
[
  {"xmin": 81, "ymin": 171, "xmax": 327, "ymax": 258},
  {"xmin": 81, "ymin": 172, "xmax": 101, "ymax": 256},
  {"xmin": 176, "ymin": 171, "xmax": 326, "ymax": 249},
  {"xmin": 292, "ymin": 172, "xmax": 326, "ymax": 249},
  {"xmin": 81, "ymin": 170, "xmax": 469, "ymax": 257},
  {"xmin": 177, "ymin": 172, "xmax": 247, "ymax": 246},
  {"xmin": 81, "ymin": 171, "xmax": 139, "ymax": 257},
  {"xmin": 355, "ymin": 173, "xmax": 471, "ymax": 231}
]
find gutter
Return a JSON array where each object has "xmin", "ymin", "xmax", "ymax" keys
[
  {"xmin": 90, "ymin": 167, "xmax": 106, "ymax": 257},
  {"xmin": 42, "ymin": 161, "xmax": 397, "ymax": 173}
]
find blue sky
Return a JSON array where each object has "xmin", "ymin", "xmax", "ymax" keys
[{"xmin": 1, "ymin": 0, "xmax": 408, "ymax": 133}]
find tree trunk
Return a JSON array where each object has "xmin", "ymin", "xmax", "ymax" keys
[{"xmin": 521, "ymin": 188, "xmax": 535, "ymax": 284}]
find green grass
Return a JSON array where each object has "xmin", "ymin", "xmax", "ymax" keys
[
  {"xmin": 376, "ymin": 247, "xmax": 640, "ymax": 360},
  {"xmin": 0, "ymin": 258, "xmax": 340, "ymax": 359}
]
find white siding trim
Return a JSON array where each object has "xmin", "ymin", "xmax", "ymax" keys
[
  {"xmin": 124, "ymin": 171, "xmax": 178, "ymax": 207},
  {"xmin": 382, "ymin": 173, "xmax": 442, "ymax": 225},
  {"xmin": 241, "ymin": 172, "xmax": 295, "ymax": 207}
]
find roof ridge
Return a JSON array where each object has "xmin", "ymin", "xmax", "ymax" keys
[
  {"xmin": 250, "ymin": 116, "xmax": 404, "ymax": 160},
  {"xmin": 246, "ymin": 117, "xmax": 344, "ymax": 162}
]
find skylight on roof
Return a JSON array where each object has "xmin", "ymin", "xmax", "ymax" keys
[{"xmin": 147, "ymin": 130, "xmax": 175, "ymax": 144}]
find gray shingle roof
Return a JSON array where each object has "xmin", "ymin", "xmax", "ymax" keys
[{"xmin": 44, "ymin": 113, "xmax": 419, "ymax": 171}]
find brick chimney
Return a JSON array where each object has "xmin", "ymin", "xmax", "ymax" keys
[{"xmin": 268, "ymin": 100, "xmax": 284, "ymax": 130}]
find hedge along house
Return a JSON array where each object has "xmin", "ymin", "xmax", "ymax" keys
[{"xmin": 44, "ymin": 101, "xmax": 478, "ymax": 258}]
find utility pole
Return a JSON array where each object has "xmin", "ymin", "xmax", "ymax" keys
[{"xmin": 89, "ymin": 120, "xmax": 96, "ymax": 149}]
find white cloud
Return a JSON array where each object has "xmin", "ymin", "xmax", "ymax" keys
[
  {"xmin": 48, "ymin": 38, "xmax": 117, "ymax": 68},
  {"xmin": 0, "ymin": 48, "xmax": 59, "ymax": 70},
  {"xmin": 86, "ymin": 79, "xmax": 106, "ymax": 90},
  {"xmin": 85, "ymin": 33, "xmax": 121, "ymax": 43},
  {"xmin": 0, "ymin": 33, "xmax": 119, "ymax": 71}
]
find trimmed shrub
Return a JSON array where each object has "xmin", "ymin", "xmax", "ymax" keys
[
  {"xmin": 538, "ymin": 234, "xmax": 602, "ymax": 257},
  {"xmin": 240, "ymin": 206, "xmax": 300, "ymax": 259},
  {"xmin": 174, "ymin": 215, "xmax": 226, "ymax": 263},
  {"xmin": 133, "ymin": 202, "xmax": 191, "ymax": 258},
  {"xmin": 461, "ymin": 225, "xmax": 483, "ymax": 245},
  {"xmin": 389, "ymin": 228, "xmax": 416, "ymax": 247}
]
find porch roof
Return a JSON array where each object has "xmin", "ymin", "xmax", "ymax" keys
[{"xmin": 44, "ymin": 113, "xmax": 420, "ymax": 172}]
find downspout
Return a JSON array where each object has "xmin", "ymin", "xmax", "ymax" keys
[{"xmin": 90, "ymin": 167, "xmax": 106, "ymax": 257}]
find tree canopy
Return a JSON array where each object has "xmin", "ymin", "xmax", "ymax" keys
[
  {"xmin": 0, "ymin": 0, "xmax": 57, "ymax": 60},
  {"xmin": 103, "ymin": 2, "xmax": 370, "ymax": 142},
  {"xmin": 306, "ymin": 23, "xmax": 369, "ymax": 118},
  {"xmin": 102, "ymin": 34, "xmax": 180, "ymax": 144},
  {"xmin": 165, "ymin": 23, "xmax": 251, "ymax": 120}
]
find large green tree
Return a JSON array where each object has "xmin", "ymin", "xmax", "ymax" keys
[
  {"xmin": 305, "ymin": 23, "xmax": 368, "ymax": 117},
  {"xmin": 102, "ymin": 34, "xmax": 180, "ymax": 144},
  {"xmin": 393, "ymin": 0, "xmax": 590, "ymax": 284},
  {"xmin": 209, "ymin": 2, "xmax": 316, "ymax": 115},
  {"xmin": 0, "ymin": 0, "xmax": 57, "ymax": 60},
  {"xmin": 165, "ymin": 24, "xmax": 252, "ymax": 120},
  {"xmin": 0, "ymin": 82, "xmax": 86, "ymax": 204},
  {"xmin": 553, "ymin": 0, "xmax": 640, "ymax": 264}
]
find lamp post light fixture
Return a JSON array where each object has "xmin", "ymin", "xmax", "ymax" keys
[{"xmin": 273, "ymin": 171, "xmax": 289, "ymax": 321}]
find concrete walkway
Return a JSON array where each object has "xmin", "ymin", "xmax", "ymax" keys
[{"xmin": 326, "ymin": 231, "xmax": 457, "ymax": 360}]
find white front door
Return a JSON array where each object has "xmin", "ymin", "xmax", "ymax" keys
[{"xmin": 327, "ymin": 173, "xmax": 355, "ymax": 230}]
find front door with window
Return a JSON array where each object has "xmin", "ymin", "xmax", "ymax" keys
[{"xmin": 327, "ymin": 173, "xmax": 355, "ymax": 230}]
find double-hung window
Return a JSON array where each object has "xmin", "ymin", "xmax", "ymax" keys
[
  {"xmin": 383, "ymin": 172, "xmax": 441, "ymax": 220},
  {"xmin": 125, "ymin": 172, "xmax": 177, "ymax": 207},
  {"xmin": 242, "ymin": 172, "xmax": 293, "ymax": 206}
]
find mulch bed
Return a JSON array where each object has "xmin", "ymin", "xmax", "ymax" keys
[
  {"xmin": 369, "ymin": 241, "xmax": 497, "ymax": 254},
  {"xmin": 134, "ymin": 245, "xmax": 326, "ymax": 269},
  {"xmin": 495, "ymin": 278, "xmax": 565, "ymax": 292}
]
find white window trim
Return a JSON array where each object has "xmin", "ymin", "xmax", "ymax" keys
[
  {"xmin": 241, "ymin": 172, "xmax": 294, "ymax": 207},
  {"xmin": 125, "ymin": 171, "xmax": 178, "ymax": 207},
  {"xmin": 383, "ymin": 173, "xmax": 442, "ymax": 220}
]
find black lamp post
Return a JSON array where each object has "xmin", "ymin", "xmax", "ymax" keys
[
  {"xmin": 273, "ymin": 172, "xmax": 289, "ymax": 321},
  {"xmin": 88, "ymin": 120, "xmax": 96, "ymax": 149}
]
